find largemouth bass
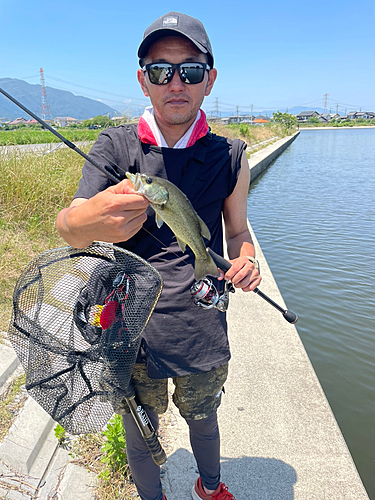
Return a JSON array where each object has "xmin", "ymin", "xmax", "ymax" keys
[{"xmin": 126, "ymin": 172, "xmax": 219, "ymax": 280}]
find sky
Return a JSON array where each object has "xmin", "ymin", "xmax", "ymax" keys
[{"xmin": 1, "ymin": 0, "xmax": 374, "ymax": 116}]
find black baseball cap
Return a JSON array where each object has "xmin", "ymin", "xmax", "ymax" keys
[{"xmin": 138, "ymin": 12, "xmax": 214, "ymax": 68}]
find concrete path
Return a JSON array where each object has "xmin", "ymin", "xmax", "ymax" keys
[{"xmin": 160, "ymin": 228, "xmax": 369, "ymax": 500}]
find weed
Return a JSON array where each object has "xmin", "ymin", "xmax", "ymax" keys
[
  {"xmin": 0, "ymin": 373, "xmax": 27, "ymax": 442},
  {"xmin": 54, "ymin": 424, "xmax": 67, "ymax": 444},
  {"xmin": 65, "ymin": 414, "xmax": 134, "ymax": 499},
  {"xmin": 99, "ymin": 414, "xmax": 127, "ymax": 480}
]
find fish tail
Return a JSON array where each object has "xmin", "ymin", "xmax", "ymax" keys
[{"xmin": 195, "ymin": 254, "xmax": 219, "ymax": 281}]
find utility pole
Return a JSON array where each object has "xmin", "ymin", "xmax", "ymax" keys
[
  {"xmin": 336, "ymin": 103, "xmax": 339, "ymax": 114},
  {"xmin": 214, "ymin": 97, "xmax": 220, "ymax": 117},
  {"xmin": 236, "ymin": 105, "xmax": 239, "ymax": 119},
  {"xmin": 251, "ymin": 104, "xmax": 253, "ymax": 122}
]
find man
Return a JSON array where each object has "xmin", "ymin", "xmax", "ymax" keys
[{"xmin": 56, "ymin": 12, "xmax": 261, "ymax": 500}]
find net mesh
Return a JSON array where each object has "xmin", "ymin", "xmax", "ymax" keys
[{"xmin": 8, "ymin": 243, "xmax": 163, "ymax": 434}]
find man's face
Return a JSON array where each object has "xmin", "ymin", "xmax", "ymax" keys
[{"xmin": 137, "ymin": 36, "xmax": 217, "ymax": 128}]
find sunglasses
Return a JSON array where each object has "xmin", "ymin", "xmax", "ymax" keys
[{"xmin": 142, "ymin": 62, "xmax": 211, "ymax": 85}]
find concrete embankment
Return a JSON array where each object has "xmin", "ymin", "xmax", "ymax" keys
[{"xmin": 248, "ymin": 131, "xmax": 300, "ymax": 184}]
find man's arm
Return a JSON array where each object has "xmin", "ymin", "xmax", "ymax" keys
[
  {"xmin": 56, "ymin": 179, "xmax": 149, "ymax": 248},
  {"xmin": 222, "ymin": 152, "xmax": 262, "ymax": 292}
]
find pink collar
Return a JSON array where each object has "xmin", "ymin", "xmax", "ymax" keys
[{"xmin": 137, "ymin": 106, "xmax": 209, "ymax": 148}]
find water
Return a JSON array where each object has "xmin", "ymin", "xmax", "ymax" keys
[{"xmin": 247, "ymin": 129, "xmax": 375, "ymax": 498}]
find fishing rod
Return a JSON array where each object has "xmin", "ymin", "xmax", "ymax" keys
[
  {"xmin": 206, "ymin": 248, "xmax": 298, "ymax": 324},
  {"xmin": 0, "ymin": 87, "xmax": 298, "ymax": 324}
]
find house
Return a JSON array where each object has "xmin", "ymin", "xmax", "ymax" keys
[
  {"xmin": 224, "ymin": 114, "xmax": 256, "ymax": 124},
  {"xmin": 356, "ymin": 112, "xmax": 375, "ymax": 120},
  {"xmin": 296, "ymin": 111, "xmax": 321, "ymax": 122},
  {"xmin": 253, "ymin": 115, "xmax": 270, "ymax": 124},
  {"xmin": 347, "ymin": 112, "xmax": 357, "ymax": 120},
  {"xmin": 321, "ymin": 113, "xmax": 340, "ymax": 122},
  {"xmin": 8, "ymin": 117, "xmax": 29, "ymax": 126},
  {"xmin": 54, "ymin": 117, "xmax": 79, "ymax": 127}
]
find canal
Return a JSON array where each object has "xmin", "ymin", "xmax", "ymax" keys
[{"xmin": 247, "ymin": 128, "xmax": 375, "ymax": 498}]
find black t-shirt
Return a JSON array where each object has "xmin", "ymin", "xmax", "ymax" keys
[{"xmin": 74, "ymin": 124, "xmax": 245, "ymax": 378}]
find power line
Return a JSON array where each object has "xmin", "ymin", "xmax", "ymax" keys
[{"xmin": 44, "ymin": 75, "xmax": 148, "ymax": 103}]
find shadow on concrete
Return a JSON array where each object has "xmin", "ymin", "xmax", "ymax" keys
[
  {"xmin": 163, "ymin": 448, "xmax": 296, "ymax": 500},
  {"xmin": 221, "ymin": 454, "xmax": 297, "ymax": 499}
]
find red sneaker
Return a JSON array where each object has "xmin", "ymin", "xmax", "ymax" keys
[{"xmin": 192, "ymin": 477, "xmax": 236, "ymax": 499}]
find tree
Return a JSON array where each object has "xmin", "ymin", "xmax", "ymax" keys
[
  {"xmin": 307, "ymin": 116, "xmax": 321, "ymax": 125},
  {"xmin": 83, "ymin": 115, "xmax": 115, "ymax": 128},
  {"xmin": 271, "ymin": 111, "xmax": 297, "ymax": 131}
]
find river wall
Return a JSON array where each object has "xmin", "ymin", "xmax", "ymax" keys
[{"xmin": 249, "ymin": 131, "xmax": 300, "ymax": 184}]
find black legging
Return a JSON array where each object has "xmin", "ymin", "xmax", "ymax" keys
[{"xmin": 122, "ymin": 409, "xmax": 220, "ymax": 500}]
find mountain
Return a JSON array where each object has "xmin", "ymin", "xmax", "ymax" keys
[{"xmin": 0, "ymin": 78, "xmax": 118, "ymax": 120}]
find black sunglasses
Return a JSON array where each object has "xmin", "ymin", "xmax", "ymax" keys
[{"xmin": 142, "ymin": 62, "xmax": 211, "ymax": 85}]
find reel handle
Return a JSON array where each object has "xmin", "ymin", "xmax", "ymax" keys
[{"xmin": 207, "ymin": 248, "xmax": 298, "ymax": 324}]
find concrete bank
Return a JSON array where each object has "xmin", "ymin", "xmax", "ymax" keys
[
  {"xmin": 160, "ymin": 225, "xmax": 369, "ymax": 500},
  {"xmin": 248, "ymin": 131, "xmax": 300, "ymax": 184}
]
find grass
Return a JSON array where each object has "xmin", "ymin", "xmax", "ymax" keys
[
  {"xmin": 67, "ymin": 416, "xmax": 136, "ymax": 500},
  {"xmin": 0, "ymin": 146, "xmax": 84, "ymax": 331},
  {"xmin": 209, "ymin": 120, "xmax": 294, "ymax": 152},
  {"xmin": 0, "ymin": 373, "xmax": 27, "ymax": 442},
  {"xmin": 0, "ymin": 128, "xmax": 100, "ymax": 146}
]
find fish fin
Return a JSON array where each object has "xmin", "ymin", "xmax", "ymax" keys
[
  {"xmin": 194, "ymin": 255, "xmax": 219, "ymax": 280},
  {"xmin": 176, "ymin": 237, "xmax": 186, "ymax": 253},
  {"xmin": 197, "ymin": 216, "xmax": 211, "ymax": 240},
  {"xmin": 155, "ymin": 213, "xmax": 164, "ymax": 228}
]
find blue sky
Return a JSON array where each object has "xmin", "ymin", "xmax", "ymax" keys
[{"xmin": 1, "ymin": 0, "xmax": 374, "ymax": 116}]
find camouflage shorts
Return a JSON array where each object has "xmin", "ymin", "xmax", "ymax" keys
[{"xmin": 120, "ymin": 363, "xmax": 228, "ymax": 420}]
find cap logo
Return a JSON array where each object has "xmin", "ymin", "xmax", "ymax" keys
[{"xmin": 163, "ymin": 16, "xmax": 178, "ymax": 27}]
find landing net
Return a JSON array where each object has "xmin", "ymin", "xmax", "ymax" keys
[{"xmin": 8, "ymin": 243, "xmax": 163, "ymax": 434}]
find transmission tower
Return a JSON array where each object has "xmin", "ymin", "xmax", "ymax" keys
[
  {"xmin": 323, "ymin": 93, "xmax": 328, "ymax": 113},
  {"xmin": 40, "ymin": 68, "xmax": 53, "ymax": 120}
]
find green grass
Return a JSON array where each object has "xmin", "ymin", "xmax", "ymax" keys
[
  {"xmin": 0, "ymin": 373, "xmax": 27, "ymax": 442},
  {"xmin": 0, "ymin": 128, "xmax": 101, "ymax": 146},
  {"xmin": 0, "ymin": 146, "xmax": 84, "ymax": 331}
]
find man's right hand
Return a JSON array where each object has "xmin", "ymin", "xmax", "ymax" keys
[{"xmin": 56, "ymin": 179, "xmax": 149, "ymax": 248}]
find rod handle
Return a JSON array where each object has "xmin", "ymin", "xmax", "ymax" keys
[
  {"xmin": 126, "ymin": 395, "xmax": 167, "ymax": 465},
  {"xmin": 206, "ymin": 248, "xmax": 232, "ymax": 272}
]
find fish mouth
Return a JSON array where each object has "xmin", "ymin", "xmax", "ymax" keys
[{"xmin": 125, "ymin": 172, "xmax": 143, "ymax": 192}]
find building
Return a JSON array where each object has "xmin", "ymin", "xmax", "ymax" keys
[
  {"xmin": 53, "ymin": 117, "xmax": 79, "ymax": 127},
  {"xmin": 296, "ymin": 111, "xmax": 322, "ymax": 122},
  {"xmin": 253, "ymin": 115, "xmax": 270, "ymax": 124}
]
